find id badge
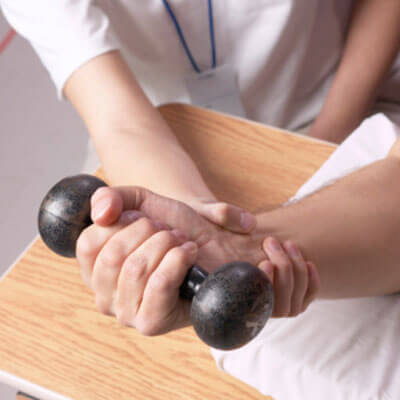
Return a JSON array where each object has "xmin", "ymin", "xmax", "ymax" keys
[{"xmin": 184, "ymin": 64, "xmax": 246, "ymax": 118}]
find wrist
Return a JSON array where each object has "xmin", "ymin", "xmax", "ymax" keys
[{"xmin": 218, "ymin": 216, "xmax": 274, "ymax": 267}]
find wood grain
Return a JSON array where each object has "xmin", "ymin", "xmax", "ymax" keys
[{"xmin": 0, "ymin": 104, "xmax": 335, "ymax": 400}]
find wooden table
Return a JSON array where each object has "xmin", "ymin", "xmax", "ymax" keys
[{"xmin": 0, "ymin": 104, "xmax": 335, "ymax": 400}]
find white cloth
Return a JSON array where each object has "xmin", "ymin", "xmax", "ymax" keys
[
  {"xmin": 3, "ymin": 0, "xmax": 399, "ymax": 130},
  {"xmin": 211, "ymin": 114, "xmax": 400, "ymax": 400}
]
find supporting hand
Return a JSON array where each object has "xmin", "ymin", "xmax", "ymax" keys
[{"xmin": 77, "ymin": 186, "xmax": 320, "ymax": 335}]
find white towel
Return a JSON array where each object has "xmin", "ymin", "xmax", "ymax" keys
[{"xmin": 211, "ymin": 114, "xmax": 400, "ymax": 400}]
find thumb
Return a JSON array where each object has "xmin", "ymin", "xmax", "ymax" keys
[
  {"xmin": 193, "ymin": 201, "xmax": 256, "ymax": 233},
  {"xmin": 90, "ymin": 186, "xmax": 150, "ymax": 226}
]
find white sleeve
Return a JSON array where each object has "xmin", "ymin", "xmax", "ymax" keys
[{"xmin": 1, "ymin": 0, "xmax": 120, "ymax": 99}]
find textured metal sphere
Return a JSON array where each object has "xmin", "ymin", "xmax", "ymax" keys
[
  {"xmin": 38, "ymin": 174, "xmax": 107, "ymax": 257},
  {"xmin": 191, "ymin": 261, "xmax": 274, "ymax": 350}
]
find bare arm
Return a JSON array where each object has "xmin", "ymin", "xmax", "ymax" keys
[
  {"xmin": 64, "ymin": 51, "xmax": 254, "ymax": 231},
  {"xmin": 309, "ymin": 0, "xmax": 400, "ymax": 143},
  {"xmin": 64, "ymin": 51, "xmax": 215, "ymax": 204},
  {"xmin": 253, "ymin": 138, "xmax": 400, "ymax": 298}
]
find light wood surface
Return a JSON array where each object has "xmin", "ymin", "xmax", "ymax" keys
[{"xmin": 0, "ymin": 104, "xmax": 335, "ymax": 400}]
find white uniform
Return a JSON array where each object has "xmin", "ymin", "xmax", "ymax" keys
[{"xmin": 3, "ymin": 0, "xmax": 399, "ymax": 130}]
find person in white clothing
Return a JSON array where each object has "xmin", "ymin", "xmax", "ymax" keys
[{"xmin": 1, "ymin": 0, "xmax": 400, "ymax": 337}]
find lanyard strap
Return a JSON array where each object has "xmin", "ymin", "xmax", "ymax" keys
[{"xmin": 162, "ymin": 0, "xmax": 216, "ymax": 73}]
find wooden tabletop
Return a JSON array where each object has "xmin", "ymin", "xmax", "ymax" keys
[{"xmin": 0, "ymin": 104, "xmax": 335, "ymax": 400}]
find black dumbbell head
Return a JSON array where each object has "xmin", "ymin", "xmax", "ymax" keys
[
  {"xmin": 38, "ymin": 174, "xmax": 107, "ymax": 257},
  {"xmin": 190, "ymin": 261, "xmax": 273, "ymax": 350}
]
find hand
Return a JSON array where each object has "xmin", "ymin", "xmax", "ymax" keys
[
  {"xmin": 93, "ymin": 188, "xmax": 257, "ymax": 234},
  {"xmin": 187, "ymin": 198, "xmax": 256, "ymax": 234},
  {"xmin": 89, "ymin": 186, "xmax": 263, "ymax": 270},
  {"xmin": 259, "ymin": 237, "xmax": 320, "ymax": 317},
  {"xmin": 78, "ymin": 209, "xmax": 199, "ymax": 335},
  {"xmin": 77, "ymin": 185, "xmax": 265, "ymax": 335}
]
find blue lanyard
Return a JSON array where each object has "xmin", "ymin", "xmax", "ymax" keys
[{"xmin": 162, "ymin": 0, "xmax": 216, "ymax": 73}]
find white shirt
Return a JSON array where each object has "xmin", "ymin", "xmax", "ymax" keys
[{"xmin": 1, "ymin": 0, "xmax": 399, "ymax": 130}]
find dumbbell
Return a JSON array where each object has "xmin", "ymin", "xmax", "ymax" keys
[{"xmin": 38, "ymin": 174, "xmax": 274, "ymax": 350}]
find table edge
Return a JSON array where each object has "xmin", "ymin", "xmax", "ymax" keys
[{"xmin": 0, "ymin": 370, "xmax": 71, "ymax": 400}]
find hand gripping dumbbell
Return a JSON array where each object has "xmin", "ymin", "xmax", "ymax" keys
[{"xmin": 38, "ymin": 174, "xmax": 274, "ymax": 350}]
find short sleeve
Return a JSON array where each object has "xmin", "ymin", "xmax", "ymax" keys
[{"xmin": 1, "ymin": 0, "xmax": 120, "ymax": 99}]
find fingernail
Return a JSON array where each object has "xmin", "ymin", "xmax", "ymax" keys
[
  {"xmin": 119, "ymin": 210, "xmax": 142, "ymax": 224},
  {"xmin": 92, "ymin": 198, "xmax": 111, "ymax": 220},
  {"xmin": 268, "ymin": 237, "xmax": 281, "ymax": 251},
  {"xmin": 240, "ymin": 212, "xmax": 255, "ymax": 231},
  {"xmin": 91, "ymin": 187, "xmax": 108, "ymax": 205},
  {"xmin": 182, "ymin": 241, "xmax": 197, "ymax": 253}
]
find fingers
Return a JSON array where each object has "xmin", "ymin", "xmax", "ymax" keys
[
  {"xmin": 262, "ymin": 237, "xmax": 319, "ymax": 318},
  {"xmin": 194, "ymin": 201, "xmax": 256, "ymax": 233},
  {"xmin": 263, "ymin": 237, "xmax": 294, "ymax": 317},
  {"xmin": 282, "ymin": 240, "xmax": 308, "ymax": 316},
  {"xmin": 258, "ymin": 259, "xmax": 274, "ymax": 284},
  {"xmin": 137, "ymin": 241, "xmax": 198, "ymax": 335},
  {"xmin": 91, "ymin": 186, "xmax": 123, "ymax": 225},
  {"xmin": 76, "ymin": 210, "xmax": 145, "ymax": 287},
  {"xmin": 115, "ymin": 229, "xmax": 187, "ymax": 329},
  {"xmin": 91, "ymin": 217, "xmax": 173, "ymax": 314}
]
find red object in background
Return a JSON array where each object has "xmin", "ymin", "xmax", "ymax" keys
[{"xmin": 0, "ymin": 28, "xmax": 15, "ymax": 53}]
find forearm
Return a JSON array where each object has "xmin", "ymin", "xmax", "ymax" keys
[
  {"xmin": 94, "ymin": 122, "xmax": 215, "ymax": 205},
  {"xmin": 309, "ymin": 0, "xmax": 400, "ymax": 143},
  {"xmin": 253, "ymin": 147, "xmax": 400, "ymax": 298},
  {"xmin": 65, "ymin": 51, "xmax": 215, "ymax": 204}
]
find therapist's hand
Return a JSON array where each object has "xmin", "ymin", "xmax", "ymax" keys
[
  {"xmin": 77, "ymin": 186, "xmax": 320, "ymax": 335},
  {"xmin": 77, "ymin": 185, "xmax": 262, "ymax": 335},
  {"xmin": 259, "ymin": 238, "xmax": 320, "ymax": 317},
  {"xmin": 186, "ymin": 198, "xmax": 257, "ymax": 234}
]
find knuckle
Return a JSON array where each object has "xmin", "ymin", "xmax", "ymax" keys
[
  {"xmin": 168, "ymin": 246, "xmax": 187, "ymax": 264},
  {"xmin": 116, "ymin": 308, "xmax": 134, "ymax": 327},
  {"xmin": 123, "ymin": 255, "xmax": 148, "ymax": 282},
  {"xmin": 135, "ymin": 317, "xmax": 159, "ymax": 337},
  {"xmin": 149, "ymin": 271, "xmax": 174, "ymax": 293},
  {"xmin": 76, "ymin": 233, "xmax": 96, "ymax": 259},
  {"xmin": 155, "ymin": 230, "xmax": 176, "ymax": 245},
  {"xmin": 95, "ymin": 296, "xmax": 112, "ymax": 315},
  {"xmin": 98, "ymin": 243, "xmax": 125, "ymax": 269},
  {"xmin": 138, "ymin": 217, "xmax": 157, "ymax": 235}
]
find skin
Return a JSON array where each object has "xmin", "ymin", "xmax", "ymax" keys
[
  {"xmin": 309, "ymin": 0, "xmax": 400, "ymax": 143},
  {"xmin": 80, "ymin": 138, "xmax": 400, "ymax": 336},
  {"xmin": 77, "ymin": 186, "xmax": 319, "ymax": 335},
  {"xmin": 65, "ymin": 51, "xmax": 319, "ymax": 329},
  {"xmin": 257, "ymin": 143, "xmax": 400, "ymax": 298},
  {"xmin": 64, "ymin": 51, "xmax": 256, "ymax": 234},
  {"xmin": 62, "ymin": 2, "xmax": 400, "ymax": 335}
]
